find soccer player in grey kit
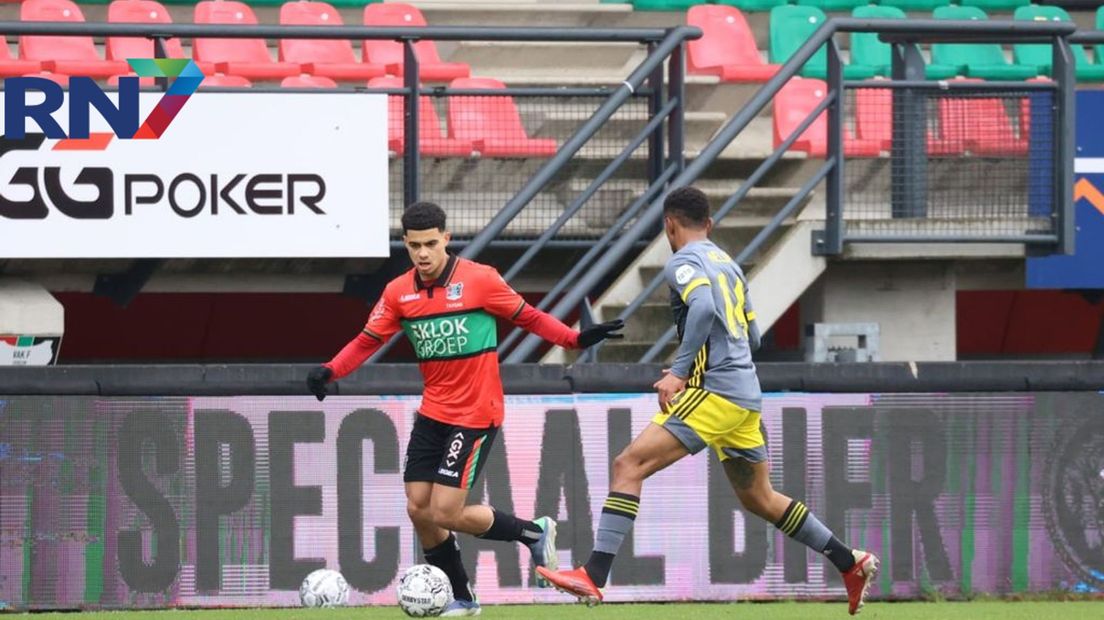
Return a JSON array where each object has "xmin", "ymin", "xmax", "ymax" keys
[{"xmin": 539, "ymin": 186, "xmax": 879, "ymax": 615}]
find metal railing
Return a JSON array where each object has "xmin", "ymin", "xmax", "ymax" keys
[
  {"xmin": 503, "ymin": 17, "xmax": 1076, "ymax": 363},
  {"xmin": 0, "ymin": 20, "xmax": 698, "ymax": 308}
]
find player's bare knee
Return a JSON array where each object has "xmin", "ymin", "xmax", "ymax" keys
[
  {"xmin": 406, "ymin": 500, "xmax": 433, "ymax": 528},
  {"xmin": 735, "ymin": 488, "xmax": 774, "ymax": 520},
  {"xmin": 430, "ymin": 506, "xmax": 464, "ymax": 532},
  {"xmin": 612, "ymin": 450, "xmax": 645, "ymax": 483}
]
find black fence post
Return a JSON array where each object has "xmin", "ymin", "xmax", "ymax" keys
[
  {"xmin": 890, "ymin": 41, "xmax": 928, "ymax": 220},
  {"xmin": 667, "ymin": 41, "xmax": 686, "ymax": 176},
  {"xmin": 402, "ymin": 39, "xmax": 420, "ymax": 208},
  {"xmin": 647, "ymin": 41, "xmax": 665, "ymax": 190},
  {"xmin": 824, "ymin": 38, "xmax": 845, "ymax": 255},
  {"xmin": 1053, "ymin": 35, "xmax": 1076, "ymax": 256}
]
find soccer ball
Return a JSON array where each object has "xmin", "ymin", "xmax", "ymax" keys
[
  {"xmin": 397, "ymin": 564, "xmax": 453, "ymax": 617},
  {"xmin": 299, "ymin": 568, "xmax": 349, "ymax": 608}
]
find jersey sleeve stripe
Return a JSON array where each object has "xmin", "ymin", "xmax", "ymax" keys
[
  {"xmin": 362, "ymin": 328, "xmax": 384, "ymax": 341},
  {"xmin": 679, "ymin": 277, "xmax": 711, "ymax": 303},
  {"xmin": 510, "ymin": 300, "xmax": 526, "ymax": 320},
  {"xmin": 746, "ymin": 311, "xmax": 757, "ymax": 322}
]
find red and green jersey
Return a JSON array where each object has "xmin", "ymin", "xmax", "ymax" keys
[{"xmin": 363, "ymin": 255, "xmax": 526, "ymax": 428}]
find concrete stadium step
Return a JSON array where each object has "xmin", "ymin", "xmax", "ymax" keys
[
  {"xmin": 534, "ymin": 109, "xmax": 726, "ymax": 150},
  {"xmin": 411, "ymin": 2, "xmax": 633, "ymax": 28},
  {"xmin": 567, "ymin": 179, "xmax": 803, "ymax": 221},
  {"xmin": 601, "ymin": 302, "xmax": 671, "ymax": 340},
  {"xmin": 448, "ymin": 41, "xmax": 641, "ymax": 78}
]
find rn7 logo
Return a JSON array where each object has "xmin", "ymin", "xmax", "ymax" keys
[{"xmin": 3, "ymin": 59, "xmax": 203, "ymax": 143}]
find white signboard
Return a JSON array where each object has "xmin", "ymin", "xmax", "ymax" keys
[{"xmin": 0, "ymin": 91, "xmax": 388, "ymax": 258}]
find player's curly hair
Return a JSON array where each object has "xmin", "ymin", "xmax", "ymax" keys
[
  {"xmin": 663, "ymin": 186, "xmax": 710, "ymax": 230},
  {"xmin": 402, "ymin": 201, "xmax": 447, "ymax": 233}
]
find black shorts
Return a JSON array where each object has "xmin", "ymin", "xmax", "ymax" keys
[{"xmin": 403, "ymin": 412, "xmax": 498, "ymax": 489}]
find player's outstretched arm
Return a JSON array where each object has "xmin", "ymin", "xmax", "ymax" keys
[
  {"xmin": 307, "ymin": 289, "xmax": 402, "ymax": 402},
  {"xmin": 511, "ymin": 303, "xmax": 624, "ymax": 349},
  {"xmin": 306, "ymin": 330, "xmax": 388, "ymax": 401}
]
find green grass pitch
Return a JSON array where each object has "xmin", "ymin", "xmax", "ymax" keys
[{"xmin": 9, "ymin": 602, "xmax": 1103, "ymax": 619}]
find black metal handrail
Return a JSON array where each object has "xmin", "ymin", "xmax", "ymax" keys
[{"xmin": 505, "ymin": 18, "xmax": 1078, "ymax": 363}]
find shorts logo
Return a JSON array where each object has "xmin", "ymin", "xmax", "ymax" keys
[
  {"xmin": 675, "ymin": 265, "xmax": 694, "ymax": 286},
  {"xmin": 437, "ymin": 468, "xmax": 459, "ymax": 478},
  {"xmin": 446, "ymin": 282, "xmax": 464, "ymax": 301},
  {"xmin": 446, "ymin": 434, "xmax": 464, "ymax": 467}
]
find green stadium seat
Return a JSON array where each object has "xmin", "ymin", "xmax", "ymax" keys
[
  {"xmin": 1096, "ymin": 6, "xmax": 1104, "ymax": 73},
  {"xmin": 959, "ymin": 0, "xmax": 1030, "ymax": 10},
  {"xmin": 770, "ymin": 4, "xmax": 877, "ymax": 79},
  {"xmin": 628, "ymin": 0, "xmax": 699, "ymax": 10},
  {"xmin": 932, "ymin": 5, "xmax": 1037, "ymax": 80},
  {"xmin": 850, "ymin": 5, "xmax": 958, "ymax": 78},
  {"xmin": 795, "ymin": 0, "xmax": 866, "ymax": 11},
  {"xmin": 879, "ymin": 0, "xmax": 951, "ymax": 11},
  {"xmin": 714, "ymin": 0, "xmax": 787, "ymax": 11},
  {"xmin": 1013, "ymin": 5, "xmax": 1104, "ymax": 82}
]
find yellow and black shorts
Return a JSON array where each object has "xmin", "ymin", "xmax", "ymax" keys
[{"xmin": 652, "ymin": 387, "xmax": 768, "ymax": 463}]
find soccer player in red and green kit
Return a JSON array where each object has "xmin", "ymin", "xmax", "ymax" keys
[{"xmin": 306, "ymin": 202, "xmax": 623, "ymax": 616}]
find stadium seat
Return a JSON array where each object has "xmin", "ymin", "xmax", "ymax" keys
[
  {"xmin": 1097, "ymin": 6, "xmax": 1104, "ymax": 73},
  {"xmin": 686, "ymin": 5, "xmax": 779, "ymax": 82},
  {"xmin": 20, "ymin": 0, "xmax": 130, "ymax": 78},
  {"xmin": 628, "ymin": 0, "xmax": 698, "ymax": 9},
  {"xmin": 879, "ymin": 0, "xmax": 951, "ymax": 10},
  {"xmin": 369, "ymin": 76, "xmax": 475, "ymax": 157},
  {"xmin": 795, "ymin": 0, "xmax": 866, "ymax": 11},
  {"xmin": 769, "ymin": 5, "xmax": 877, "ymax": 80},
  {"xmin": 106, "ymin": 1, "xmax": 213, "ymax": 73},
  {"xmin": 960, "ymin": 0, "xmax": 1030, "ymax": 10},
  {"xmin": 854, "ymin": 84, "xmax": 968, "ymax": 155},
  {"xmin": 21, "ymin": 70, "xmax": 70, "ymax": 87},
  {"xmin": 849, "ymin": 5, "xmax": 958, "ymax": 79},
  {"xmin": 279, "ymin": 1, "xmax": 387, "ymax": 81},
  {"xmin": 932, "ymin": 78, "xmax": 1027, "ymax": 156},
  {"xmin": 281, "ymin": 74, "xmax": 338, "ymax": 88},
  {"xmin": 772, "ymin": 78, "xmax": 882, "ymax": 157},
  {"xmin": 447, "ymin": 77, "xmax": 559, "ymax": 158},
  {"xmin": 0, "ymin": 37, "xmax": 42, "ymax": 78},
  {"xmin": 1012, "ymin": 5, "xmax": 1104, "ymax": 82},
  {"xmin": 200, "ymin": 73, "xmax": 253, "ymax": 88},
  {"xmin": 194, "ymin": 0, "xmax": 301, "ymax": 80},
  {"xmin": 932, "ymin": 5, "xmax": 1037, "ymax": 80},
  {"xmin": 363, "ymin": 4, "xmax": 470, "ymax": 82},
  {"xmin": 714, "ymin": 0, "xmax": 787, "ymax": 11}
]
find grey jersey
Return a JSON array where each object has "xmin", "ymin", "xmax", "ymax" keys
[{"xmin": 664, "ymin": 239, "xmax": 762, "ymax": 412}]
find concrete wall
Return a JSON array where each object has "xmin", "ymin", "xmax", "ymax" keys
[{"xmin": 801, "ymin": 261, "xmax": 957, "ymax": 362}]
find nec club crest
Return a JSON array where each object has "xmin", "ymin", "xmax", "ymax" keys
[{"xmin": 446, "ymin": 282, "xmax": 464, "ymax": 301}]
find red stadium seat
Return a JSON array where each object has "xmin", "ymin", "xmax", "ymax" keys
[
  {"xmin": 200, "ymin": 73, "xmax": 253, "ymax": 88},
  {"xmin": 0, "ymin": 37, "xmax": 42, "ymax": 78},
  {"xmin": 447, "ymin": 77, "xmax": 559, "ymax": 158},
  {"xmin": 194, "ymin": 0, "xmax": 301, "ymax": 80},
  {"xmin": 933, "ymin": 78, "xmax": 1027, "ymax": 156},
  {"xmin": 282, "ymin": 74, "xmax": 338, "ymax": 88},
  {"xmin": 20, "ymin": 0, "xmax": 129, "ymax": 78},
  {"xmin": 772, "ymin": 78, "xmax": 881, "ymax": 157},
  {"xmin": 687, "ymin": 6, "xmax": 779, "ymax": 83},
  {"xmin": 363, "ymin": 3, "xmax": 470, "ymax": 82},
  {"xmin": 279, "ymin": 1, "xmax": 386, "ymax": 81},
  {"xmin": 22, "ymin": 70, "xmax": 69, "ymax": 87},
  {"xmin": 106, "ymin": 0, "xmax": 204, "ymax": 70},
  {"xmin": 107, "ymin": 73, "xmax": 156, "ymax": 88},
  {"xmin": 854, "ymin": 85, "xmax": 965, "ymax": 156},
  {"xmin": 369, "ymin": 76, "xmax": 475, "ymax": 157}
]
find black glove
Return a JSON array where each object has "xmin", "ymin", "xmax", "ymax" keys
[
  {"xmin": 578, "ymin": 319, "xmax": 625, "ymax": 348},
  {"xmin": 307, "ymin": 366, "xmax": 334, "ymax": 402}
]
